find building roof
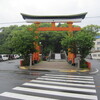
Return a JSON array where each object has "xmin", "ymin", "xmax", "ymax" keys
[{"xmin": 21, "ymin": 12, "xmax": 87, "ymax": 23}]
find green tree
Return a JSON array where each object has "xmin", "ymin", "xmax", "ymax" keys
[
  {"xmin": 61, "ymin": 31, "xmax": 95, "ymax": 68},
  {"xmin": 39, "ymin": 31, "xmax": 67, "ymax": 55},
  {"xmin": 0, "ymin": 25, "xmax": 19, "ymax": 54},
  {"xmin": 39, "ymin": 23, "xmax": 68, "ymax": 55},
  {"xmin": 6, "ymin": 24, "xmax": 38, "ymax": 65},
  {"xmin": 82, "ymin": 24, "xmax": 100, "ymax": 36},
  {"xmin": 75, "ymin": 32, "xmax": 94, "ymax": 59}
]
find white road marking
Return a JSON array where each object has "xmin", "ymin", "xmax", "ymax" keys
[
  {"xmin": 90, "ymin": 68, "xmax": 99, "ymax": 74},
  {"xmin": 23, "ymin": 82, "xmax": 96, "ymax": 93},
  {"xmin": 45, "ymin": 74, "xmax": 93, "ymax": 78},
  {"xmin": 0, "ymin": 92, "xmax": 57, "ymax": 100},
  {"xmin": 0, "ymin": 73, "xmax": 98, "ymax": 100},
  {"xmin": 37, "ymin": 77, "xmax": 94, "ymax": 84},
  {"xmin": 13, "ymin": 87, "xmax": 98, "ymax": 100},
  {"xmin": 31, "ymin": 79, "xmax": 95, "ymax": 87},
  {"xmin": 41, "ymin": 76, "xmax": 94, "ymax": 81}
]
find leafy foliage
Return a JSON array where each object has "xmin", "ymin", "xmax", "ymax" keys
[
  {"xmin": 39, "ymin": 23, "xmax": 68, "ymax": 55},
  {"xmin": 39, "ymin": 31, "xmax": 67, "ymax": 55},
  {"xmin": 61, "ymin": 31, "xmax": 95, "ymax": 67},
  {"xmin": 82, "ymin": 24, "xmax": 100, "ymax": 36},
  {"xmin": 0, "ymin": 23, "xmax": 99, "ymax": 59},
  {"xmin": 0, "ymin": 25, "xmax": 19, "ymax": 53},
  {"xmin": 6, "ymin": 24, "xmax": 38, "ymax": 56},
  {"xmin": 75, "ymin": 31, "xmax": 95, "ymax": 59}
]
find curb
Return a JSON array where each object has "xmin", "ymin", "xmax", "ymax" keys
[
  {"xmin": 19, "ymin": 66, "xmax": 99, "ymax": 75},
  {"xmin": 20, "ymin": 66, "xmax": 28, "ymax": 69},
  {"xmin": 60, "ymin": 69, "xmax": 90, "ymax": 73},
  {"xmin": 20, "ymin": 66, "xmax": 90, "ymax": 73}
]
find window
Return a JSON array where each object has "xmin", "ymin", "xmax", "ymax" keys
[
  {"xmin": 97, "ymin": 42, "xmax": 100, "ymax": 45},
  {"xmin": 97, "ymin": 47, "xmax": 100, "ymax": 50},
  {"xmin": 98, "ymin": 54, "xmax": 100, "ymax": 57},
  {"xmin": 93, "ymin": 54, "xmax": 97, "ymax": 57}
]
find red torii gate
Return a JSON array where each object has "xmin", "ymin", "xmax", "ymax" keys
[{"xmin": 21, "ymin": 12, "xmax": 87, "ymax": 64}]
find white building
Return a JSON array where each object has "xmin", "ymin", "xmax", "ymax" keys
[
  {"xmin": 91, "ymin": 36, "xmax": 100, "ymax": 59},
  {"xmin": 94, "ymin": 38, "xmax": 100, "ymax": 51}
]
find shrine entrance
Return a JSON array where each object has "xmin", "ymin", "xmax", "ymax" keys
[{"xmin": 21, "ymin": 12, "xmax": 87, "ymax": 64}]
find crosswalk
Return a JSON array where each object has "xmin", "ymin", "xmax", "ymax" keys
[{"xmin": 0, "ymin": 73, "xmax": 98, "ymax": 100}]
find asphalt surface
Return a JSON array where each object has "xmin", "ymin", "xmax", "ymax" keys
[
  {"xmin": 86, "ymin": 59, "xmax": 100, "ymax": 100},
  {"xmin": 0, "ymin": 59, "xmax": 99, "ymax": 100},
  {"xmin": 0, "ymin": 60, "xmax": 41, "ymax": 94}
]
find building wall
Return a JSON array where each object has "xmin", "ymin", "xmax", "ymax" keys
[
  {"xmin": 94, "ymin": 38, "xmax": 100, "ymax": 51},
  {"xmin": 91, "ymin": 52, "xmax": 100, "ymax": 59},
  {"xmin": 91, "ymin": 38, "xmax": 100, "ymax": 59}
]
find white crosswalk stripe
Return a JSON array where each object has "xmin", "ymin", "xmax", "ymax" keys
[
  {"xmin": 13, "ymin": 87, "xmax": 97, "ymax": 100},
  {"xmin": 37, "ymin": 77, "xmax": 94, "ymax": 84},
  {"xmin": 41, "ymin": 76, "xmax": 94, "ymax": 81},
  {"xmin": 0, "ymin": 92, "xmax": 57, "ymax": 100},
  {"xmin": 0, "ymin": 73, "xmax": 98, "ymax": 100},
  {"xmin": 45, "ymin": 74, "xmax": 94, "ymax": 78},
  {"xmin": 23, "ymin": 82, "xmax": 96, "ymax": 93},
  {"xmin": 31, "ymin": 80, "xmax": 95, "ymax": 87}
]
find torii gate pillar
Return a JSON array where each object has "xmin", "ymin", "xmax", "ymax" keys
[{"xmin": 67, "ymin": 22, "xmax": 77, "ymax": 64}]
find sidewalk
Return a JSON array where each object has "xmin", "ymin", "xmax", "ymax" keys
[{"xmin": 20, "ymin": 61, "xmax": 90, "ymax": 73}]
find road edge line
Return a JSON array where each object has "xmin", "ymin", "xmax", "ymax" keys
[{"xmin": 89, "ymin": 68, "xmax": 99, "ymax": 74}]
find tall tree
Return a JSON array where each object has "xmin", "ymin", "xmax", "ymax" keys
[
  {"xmin": 61, "ymin": 31, "xmax": 95, "ymax": 68},
  {"xmin": 82, "ymin": 24, "xmax": 100, "ymax": 36},
  {"xmin": 0, "ymin": 25, "xmax": 18, "ymax": 53},
  {"xmin": 6, "ymin": 24, "xmax": 38, "ymax": 65},
  {"xmin": 39, "ymin": 23, "xmax": 68, "ymax": 55}
]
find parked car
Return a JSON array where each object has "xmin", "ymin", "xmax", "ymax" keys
[
  {"xmin": 14, "ymin": 54, "xmax": 20, "ymax": 59},
  {"xmin": 0, "ymin": 54, "xmax": 9, "ymax": 61},
  {"xmin": 0, "ymin": 55, "xmax": 3, "ymax": 61}
]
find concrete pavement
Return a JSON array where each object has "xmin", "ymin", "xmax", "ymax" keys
[{"xmin": 20, "ymin": 61, "xmax": 91, "ymax": 73}]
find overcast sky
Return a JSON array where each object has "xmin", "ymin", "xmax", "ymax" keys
[{"xmin": 0, "ymin": 0, "xmax": 100, "ymax": 28}]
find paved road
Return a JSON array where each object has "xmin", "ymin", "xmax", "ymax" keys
[
  {"xmin": 86, "ymin": 59, "xmax": 100, "ymax": 100},
  {"xmin": 0, "ymin": 59, "xmax": 99, "ymax": 100},
  {"xmin": 0, "ymin": 72, "xmax": 98, "ymax": 100},
  {"xmin": 0, "ymin": 60, "xmax": 42, "ymax": 96}
]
